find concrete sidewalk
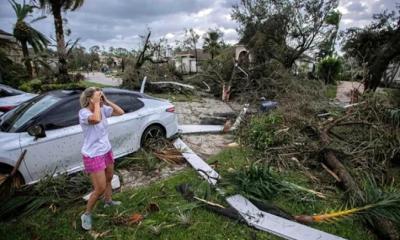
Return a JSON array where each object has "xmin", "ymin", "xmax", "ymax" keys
[{"xmin": 84, "ymin": 71, "xmax": 122, "ymax": 87}]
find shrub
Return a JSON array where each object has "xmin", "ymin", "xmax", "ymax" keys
[
  {"xmin": 244, "ymin": 112, "xmax": 286, "ymax": 150},
  {"xmin": 317, "ymin": 56, "xmax": 342, "ymax": 84},
  {"xmin": 19, "ymin": 79, "xmax": 42, "ymax": 93},
  {"xmin": 20, "ymin": 79, "xmax": 85, "ymax": 93},
  {"xmin": 0, "ymin": 51, "xmax": 29, "ymax": 88}
]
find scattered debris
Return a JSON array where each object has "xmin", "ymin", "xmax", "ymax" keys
[
  {"xmin": 145, "ymin": 202, "xmax": 160, "ymax": 213},
  {"xmin": 140, "ymin": 76, "xmax": 147, "ymax": 93},
  {"xmin": 173, "ymin": 138, "xmax": 220, "ymax": 185},
  {"xmin": 174, "ymin": 138, "xmax": 343, "ymax": 239},
  {"xmin": 153, "ymin": 147, "xmax": 185, "ymax": 165},
  {"xmin": 230, "ymin": 104, "xmax": 250, "ymax": 131},
  {"xmin": 0, "ymin": 149, "xmax": 27, "ymax": 199},
  {"xmin": 129, "ymin": 213, "xmax": 144, "ymax": 224},
  {"xmin": 226, "ymin": 142, "xmax": 240, "ymax": 148},
  {"xmin": 226, "ymin": 195, "xmax": 345, "ymax": 240},
  {"xmin": 89, "ymin": 230, "xmax": 110, "ymax": 239},
  {"xmin": 179, "ymin": 125, "xmax": 225, "ymax": 134},
  {"xmin": 112, "ymin": 213, "xmax": 144, "ymax": 226}
]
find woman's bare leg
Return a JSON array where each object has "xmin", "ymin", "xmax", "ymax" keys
[
  {"xmin": 104, "ymin": 164, "xmax": 114, "ymax": 202},
  {"xmin": 86, "ymin": 171, "xmax": 106, "ymax": 213}
]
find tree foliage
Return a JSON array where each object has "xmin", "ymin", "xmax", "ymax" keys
[
  {"xmin": 342, "ymin": 6, "xmax": 400, "ymax": 91},
  {"xmin": 202, "ymin": 29, "xmax": 225, "ymax": 59},
  {"xmin": 10, "ymin": 0, "xmax": 49, "ymax": 79},
  {"xmin": 232, "ymin": 0, "xmax": 339, "ymax": 68},
  {"xmin": 33, "ymin": 0, "xmax": 85, "ymax": 83},
  {"xmin": 317, "ymin": 55, "xmax": 342, "ymax": 84}
]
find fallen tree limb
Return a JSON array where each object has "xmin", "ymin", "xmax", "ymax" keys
[
  {"xmin": 145, "ymin": 81, "xmax": 195, "ymax": 94},
  {"xmin": 319, "ymin": 114, "xmax": 399, "ymax": 240}
]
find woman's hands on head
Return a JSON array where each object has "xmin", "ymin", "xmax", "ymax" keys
[
  {"xmin": 91, "ymin": 91, "xmax": 102, "ymax": 104},
  {"xmin": 101, "ymin": 92, "xmax": 110, "ymax": 105}
]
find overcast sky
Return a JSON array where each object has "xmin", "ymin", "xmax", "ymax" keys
[{"xmin": 0, "ymin": 0, "xmax": 398, "ymax": 51}]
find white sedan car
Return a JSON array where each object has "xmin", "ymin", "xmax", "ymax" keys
[
  {"xmin": 0, "ymin": 83, "xmax": 37, "ymax": 115},
  {"xmin": 0, "ymin": 88, "xmax": 178, "ymax": 184}
]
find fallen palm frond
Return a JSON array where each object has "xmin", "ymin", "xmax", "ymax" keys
[
  {"xmin": 222, "ymin": 164, "xmax": 325, "ymax": 201},
  {"xmin": 0, "ymin": 172, "xmax": 91, "ymax": 220},
  {"xmin": 153, "ymin": 147, "xmax": 185, "ymax": 165},
  {"xmin": 0, "ymin": 150, "xmax": 27, "ymax": 200},
  {"xmin": 145, "ymin": 138, "xmax": 185, "ymax": 165},
  {"xmin": 112, "ymin": 213, "xmax": 144, "ymax": 226},
  {"xmin": 295, "ymin": 176, "xmax": 400, "ymax": 225}
]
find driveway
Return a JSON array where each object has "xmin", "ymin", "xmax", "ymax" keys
[
  {"xmin": 336, "ymin": 81, "xmax": 364, "ymax": 104},
  {"xmin": 84, "ymin": 71, "xmax": 122, "ymax": 87}
]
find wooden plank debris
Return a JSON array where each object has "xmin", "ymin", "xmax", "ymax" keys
[
  {"xmin": 173, "ymin": 138, "xmax": 345, "ymax": 240},
  {"xmin": 226, "ymin": 194, "xmax": 346, "ymax": 240},
  {"xmin": 178, "ymin": 125, "xmax": 224, "ymax": 134},
  {"xmin": 173, "ymin": 138, "xmax": 219, "ymax": 185}
]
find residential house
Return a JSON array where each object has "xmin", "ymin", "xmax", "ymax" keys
[
  {"xmin": 383, "ymin": 63, "xmax": 400, "ymax": 87},
  {"xmin": 0, "ymin": 29, "xmax": 23, "ymax": 63},
  {"xmin": 174, "ymin": 49, "xmax": 210, "ymax": 74}
]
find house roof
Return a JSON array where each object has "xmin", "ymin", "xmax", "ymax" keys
[
  {"xmin": 175, "ymin": 49, "xmax": 210, "ymax": 61},
  {"xmin": 0, "ymin": 29, "xmax": 16, "ymax": 42},
  {"xmin": 0, "ymin": 29, "xmax": 13, "ymax": 36}
]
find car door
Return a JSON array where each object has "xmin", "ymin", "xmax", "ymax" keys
[
  {"xmin": 106, "ymin": 93, "xmax": 144, "ymax": 158},
  {"xmin": 19, "ymin": 97, "xmax": 83, "ymax": 181}
]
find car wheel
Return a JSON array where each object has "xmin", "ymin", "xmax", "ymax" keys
[
  {"xmin": 0, "ymin": 167, "xmax": 24, "ymax": 189},
  {"xmin": 141, "ymin": 125, "xmax": 166, "ymax": 148}
]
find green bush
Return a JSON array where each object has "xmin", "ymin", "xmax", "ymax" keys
[
  {"xmin": 19, "ymin": 79, "xmax": 86, "ymax": 93},
  {"xmin": 0, "ymin": 51, "xmax": 29, "ymax": 88},
  {"xmin": 317, "ymin": 55, "xmax": 342, "ymax": 84},
  {"xmin": 245, "ymin": 113, "xmax": 285, "ymax": 150},
  {"xmin": 19, "ymin": 79, "xmax": 42, "ymax": 93}
]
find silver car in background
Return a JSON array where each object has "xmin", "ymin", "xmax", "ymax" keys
[
  {"xmin": 0, "ymin": 88, "xmax": 178, "ymax": 184},
  {"xmin": 0, "ymin": 84, "xmax": 37, "ymax": 115}
]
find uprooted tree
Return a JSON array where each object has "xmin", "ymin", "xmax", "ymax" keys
[
  {"xmin": 122, "ymin": 30, "xmax": 180, "ymax": 90},
  {"xmin": 232, "ymin": 0, "xmax": 339, "ymax": 69},
  {"xmin": 342, "ymin": 5, "xmax": 400, "ymax": 91}
]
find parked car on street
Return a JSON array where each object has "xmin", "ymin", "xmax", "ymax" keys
[
  {"xmin": 0, "ymin": 88, "xmax": 178, "ymax": 184},
  {"xmin": 0, "ymin": 84, "xmax": 37, "ymax": 115}
]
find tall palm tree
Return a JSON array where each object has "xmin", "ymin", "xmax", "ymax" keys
[
  {"xmin": 34, "ymin": 0, "xmax": 84, "ymax": 83},
  {"xmin": 10, "ymin": 0, "xmax": 49, "ymax": 79},
  {"xmin": 203, "ymin": 30, "xmax": 224, "ymax": 60}
]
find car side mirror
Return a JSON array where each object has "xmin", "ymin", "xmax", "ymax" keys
[{"xmin": 27, "ymin": 125, "xmax": 46, "ymax": 140}]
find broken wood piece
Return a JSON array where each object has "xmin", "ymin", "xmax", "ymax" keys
[
  {"xmin": 140, "ymin": 76, "xmax": 147, "ymax": 93},
  {"xmin": 227, "ymin": 142, "xmax": 240, "ymax": 148},
  {"xmin": 321, "ymin": 163, "xmax": 341, "ymax": 182},
  {"xmin": 174, "ymin": 139, "xmax": 343, "ymax": 239},
  {"xmin": 230, "ymin": 104, "xmax": 249, "ymax": 131},
  {"xmin": 226, "ymin": 194, "xmax": 346, "ymax": 240},
  {"xmin": 173, "ymin": 138, "xmax": 220, "ymax": 185},
  {"xmin": 193, "ymin": 196, "xmax": 226, "ymax": 209},
  {"xmin": 178, "ymin": 125, "xmax": 224, "ymax": 134}
]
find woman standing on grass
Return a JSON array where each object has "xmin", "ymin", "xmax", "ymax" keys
[{"xmin": 79, "ymin": 87, "xmax": 125, "ymax": 230}]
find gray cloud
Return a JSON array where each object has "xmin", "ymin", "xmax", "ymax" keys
[{"xmin": 0, "ymin": 0, "xmax": 398, "ymax": 50}]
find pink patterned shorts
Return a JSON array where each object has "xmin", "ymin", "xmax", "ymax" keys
[{"xmin": 82, "ymin": 150, "xmax": 114, "ymax": 173}]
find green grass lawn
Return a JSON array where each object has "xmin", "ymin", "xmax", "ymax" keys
[{"xmin": 0, "ymin": 148, "xmax": 372, "ymax": 240}]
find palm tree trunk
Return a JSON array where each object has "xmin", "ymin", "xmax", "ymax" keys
[
  {"xmin": 21, "ymin": 40, "xmax": 32, "ymax": 79},
  {"xmin": 52, "ymin": 4, "xmax": 70, "ymax": 83}
]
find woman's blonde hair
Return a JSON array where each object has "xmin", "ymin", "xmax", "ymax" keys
[{"xmin": 80, "ymin": 87, "xmax": 101, "ymax": 108}]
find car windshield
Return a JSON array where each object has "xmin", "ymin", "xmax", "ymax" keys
[{"xmin": 0, "ymin": 94, "xmax": 61, "ymax": 132}]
